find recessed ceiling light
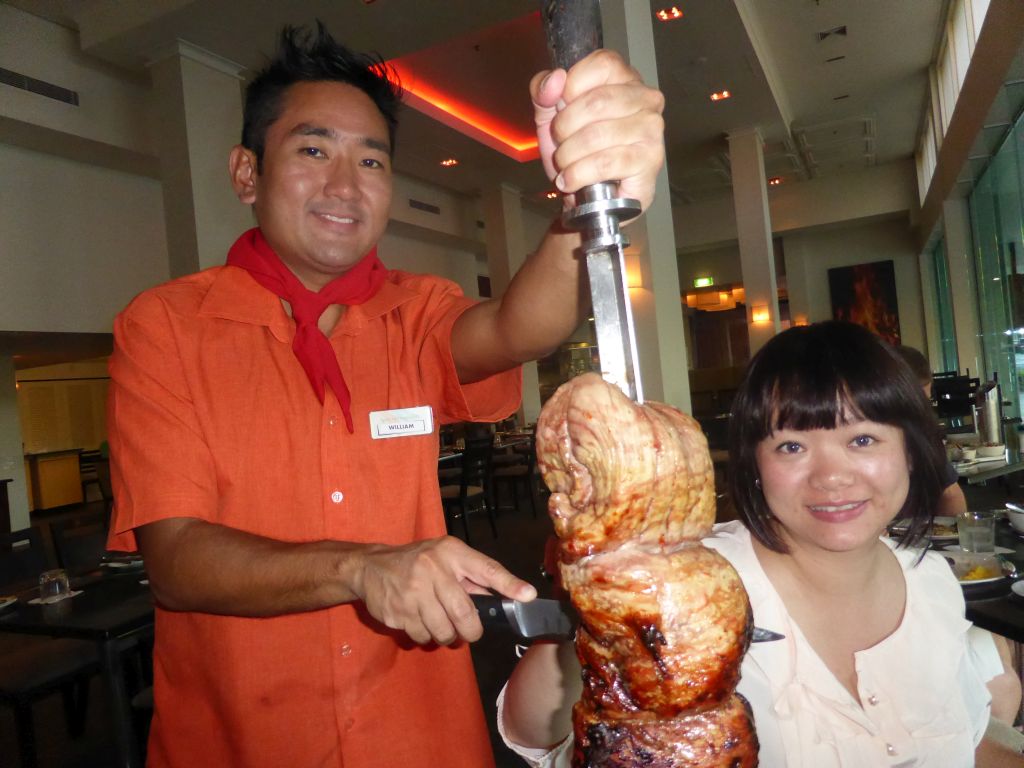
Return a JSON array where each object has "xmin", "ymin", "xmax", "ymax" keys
[
  {"xmin": 655, "ymin": 6, "xmax": 683, "ymax": 21},
  {"xmin": 768, "ymin": 176, "xmax": 782, "ymax": 186},
  {"xmin": 710, "ymin": 90, "xmax": 731, "ymax": 102},
  {"xmin": 440, "ymin": 158, "xmax": 459, "ymax": 167},
  {"xmin": 546, "ymin": 191, "xmax": 559, "ymax": 199}
]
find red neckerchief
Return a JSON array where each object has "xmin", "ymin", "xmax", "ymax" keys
[{"xmin": 226, "ymin": 227, "xmax": 387, "ymax": 432}]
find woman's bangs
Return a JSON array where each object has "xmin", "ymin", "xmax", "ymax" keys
[{"xmin": 767, "ymin": 376, "xmax": 863, "ymax": 434}]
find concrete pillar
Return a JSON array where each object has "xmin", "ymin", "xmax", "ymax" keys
[
  {"xmin": 600, "ymin": 0, "xmax": 691, "ymax": 410},
  {"xmin": 481, "ymin": 183, "xmax": 542, "ymax": 423},
  {"xmin": 727, "ymin": 127, "xmax": 779, "ymax": 354},
  {"xmin": 0, "ymin": 358, "xmax": 30, "ymax": 531},
  {"xmin": 942, "ymin": 197, "xmax": 982, "ymax": 375},
  {"xmin": 148, "ymin": 41, "xmax": 252, "ymax": 276}
]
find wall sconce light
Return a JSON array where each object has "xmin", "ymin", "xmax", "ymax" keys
[
  {"xmin": 626, "ymin": 262, "xmax": 643, "ymax": 290},
  {"xmin": 751, "ymin": 304, "xmax": 771, "ymax": 324},
  {"xmin": 793, "ymin": 314, "xmax": 809, "ymax": 327}
]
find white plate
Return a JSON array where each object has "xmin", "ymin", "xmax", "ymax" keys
[
  {"xmin": 943, "ymin": 544, "xmax": 1015, "ymax": 555},
  {"xmin": 890, "ymin": 516, "xmax": 958, "ymax": 541},
  {"xmin": 955, "ymin": 455, "xmax": 1007, "ymax": 469},
  {"xmin": 945, "ymin": 551, "xmax": 1005, "ymax": 584},
  {"xmin": 1011, "ymin": 581, "xmax": 1024, "ymax": 598},
  {"xmin": 101, "ymin": 560, "xmax": 144, "ymax": 569},
  {"xmin": 0, "ymin": 596, "xmax": 16, "ymax": 610},
  {"xmin": 960, "ymin": 574, "xmax": 1006, "ymax": 585}
]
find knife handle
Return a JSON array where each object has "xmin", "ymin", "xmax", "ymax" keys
[
  {"xmin": 471, "ymin": 593, "xmax": 512, "ymax": 628},
  {"xmin": 540, "ymin": 0, "xmax": 603, "ymax": 72}
]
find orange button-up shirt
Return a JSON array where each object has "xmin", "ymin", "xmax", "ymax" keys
[{"xmin": 107, "ymin": 265, "xmax": 521, "ymax": 768}]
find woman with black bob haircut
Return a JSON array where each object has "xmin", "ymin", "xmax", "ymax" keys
[
  {"xmin": 497, "ymin": 320, "xmax": 1023, "ymax": 765},
  {"xmin": 728, "ymin": 320, "xmax": 946, "ymax": 553}
]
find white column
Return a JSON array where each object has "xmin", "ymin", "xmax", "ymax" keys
[
  {"xmin": 600, "ymin": 0, "xmax": 691, "ymax": 410},
  {"xmin": 0, "ymin": 358, "xmax": 30, "ymax": 531},
  {"xmin": 148, "ymin": 41, "xmax": 252, "ymax": 276},
  {"xmin": 727, "ymin": 127, "xmax": 779, "ymax": 355},
  {"xmin": 942, "ymin": 197, "xmax": 982, "ymax": 375},
  {"xmin": 481, "ymin": 183, "xmax": 543, "ymax": 423}
]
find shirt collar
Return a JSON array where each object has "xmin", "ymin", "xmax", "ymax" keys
[{"xmin": 199, "ymin": 266, "xmax": 419, "ymax": 342}]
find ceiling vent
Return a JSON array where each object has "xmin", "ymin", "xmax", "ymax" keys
[
  {"xmin": 408, "ymin": 198, "xmax": 441, "ymax": 215},
  {"xmin": 0, "ymin": 67, "xmax": 79, "ymax": 106},
  {"xmin": 816, "ymin": 25, "xmax": 848, "ymax": 42}
]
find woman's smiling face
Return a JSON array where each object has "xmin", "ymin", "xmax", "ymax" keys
[{"xmin": 754, "ymin": 416, "xmax": 910, "ymax": 555}]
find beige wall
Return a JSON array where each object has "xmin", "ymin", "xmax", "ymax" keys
[
  {"xmin": 0, "ymin": 4, "xmax": 153, "ymax": 156},
  {"xmin": 0, "ymin": 144, "xmax": 170, "ymax": 333},
  {"xmin": 783, "ymin": 216, "xmax": 926, "ymax": 351}
]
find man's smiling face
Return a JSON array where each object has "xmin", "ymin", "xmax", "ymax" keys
[{"xmin": 243, "ymin": 80, "xmax": 393, "ymax": 290}]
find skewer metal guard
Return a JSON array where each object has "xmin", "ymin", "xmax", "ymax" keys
[{"xmin": 563, "ymin": 182, "xmax": 642, "ymax": 252}]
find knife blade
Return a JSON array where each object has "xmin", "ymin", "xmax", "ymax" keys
[
  {"xmin": 541, "ymin": 0, "xmax": 644, "ymax": 403},
  {"xmin": 473, "ymin": 595, "xmax": 785, "ymax": 644},
  {"xmin": 472, "ymin": 594, "xmax": 576, "ymax": 640}
]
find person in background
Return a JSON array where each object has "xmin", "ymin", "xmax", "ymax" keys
[
  {"xmin": 105, "ymin": 22, "xmax": 666, "ymax": 768},
  {"xmin": 500, "ymin": 321, "xmax": 1022, "ymax": 767},
  {"xmin": 893, "ymin": 344, "xmax": 969, "ymax": 518}
]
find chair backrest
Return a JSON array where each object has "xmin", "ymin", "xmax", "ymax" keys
[
  {"xmin": 49, "ymin": 513, "xmax": 110, "ymax": 571},
  {"xmin": 0, "ymin": 528, "xmax": 50, "ymax": 591},
  {"xmin": 96, "ymin": 458, "xmax": 114, "ymax": 504},
  {"xmin": 459, "ymin": 437, "xmax": 494, "ymax": 493}
]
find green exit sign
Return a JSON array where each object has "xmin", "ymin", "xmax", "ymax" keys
[{"xmin": 693, "ymin": 277, "xmax": 714, "ymax": 288}]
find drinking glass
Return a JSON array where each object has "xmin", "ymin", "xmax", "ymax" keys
[
  {"xmin": 38, "ymin": 568, "xmax": 70, "ymax": 602},
  {"xmin": 957, "ymin": 510, "xmax": 996, "ymax": 553}
]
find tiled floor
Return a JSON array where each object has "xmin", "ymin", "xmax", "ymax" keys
[{"xmin": 0, "ymin": 490, "xmax": 555, "ymax": 767}]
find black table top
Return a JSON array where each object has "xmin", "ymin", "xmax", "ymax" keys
[
  {"xmin": 0, "ymin": 567, "xmax": 153, "ymax": 643},
  {"xmin": 962, "ymin": 516, "xmax": 1024, "ymax": 642}
]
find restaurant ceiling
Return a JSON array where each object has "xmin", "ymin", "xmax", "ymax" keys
[
  {"xmin": 7, "ymin": 0, "xmax": 949, "ymax": 205},
  {"xmin": 3, "ymin": 0, "xmax": 955, "ymax": 368}
]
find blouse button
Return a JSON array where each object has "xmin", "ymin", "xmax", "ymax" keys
[
  {"xmin": 328, "ymin": 416, "xmax": 338, "ymax": 427},
  {"xmin": 867, "ymin": 694, "xmax": 879, "ymax": 706},
  {"xmin": 886, "ymin": 743, "xmax": 897, "ymax": 756},
  {"xmin": 331, "ymin": 490, "xmax": 344, "ymax": 503},
  {"xmin": 339, "ymin": 643, "xmax": 352, "ymax": 657}
]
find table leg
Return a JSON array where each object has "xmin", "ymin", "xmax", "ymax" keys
[{"xmin": 100, "ymin": 638, "xmax": 140, "ymax": 768}]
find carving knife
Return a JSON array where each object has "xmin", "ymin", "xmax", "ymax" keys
[
  {"xmin": 473, "ymin": 594, "xmax": 785, "ymax": 643},
  {"xmin": 541, "ymin": 0, "xmax": 644, "ymax": 403}
]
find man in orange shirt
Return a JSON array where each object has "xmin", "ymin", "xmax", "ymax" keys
[{"xmin": 107, "ymin": 22, "xmax": 665, "ymax": 768}]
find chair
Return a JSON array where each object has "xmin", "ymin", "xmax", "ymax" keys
[
  {"xmin": 78, "ymin": 450, "xmax": 103, "ymax": 503},
  {"xmin": 0, "ymin": 528, "xmax": 99, "ymax": 768},
  {"xmin": 492, "ymin": 436, "xmax": 539, "ymax": 517},
  {"xmin": 49, "ymin": 511, "xmax": 111, "ymax": 572},
  {"xmin": 440, "ymin": 437, "xmax": 496, "ymax": 542}
]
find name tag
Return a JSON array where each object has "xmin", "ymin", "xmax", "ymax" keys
[{"xmin": 369, "ymin": 406, "xmax": 434, "ymax": 439}]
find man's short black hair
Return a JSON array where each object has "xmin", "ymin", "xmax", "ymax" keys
[
  {"xmin": 892, "ymin": 344, "xmax": 932, "ymax": 389},
  {"xmin": 727, "ymin": 321, "xmax": 946, "ymax": 553},
  {"xmin": 242, "ymin": 21, "xmax": 402, "ymax": 171}
]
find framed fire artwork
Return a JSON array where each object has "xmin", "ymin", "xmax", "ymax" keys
[{"xmin": 827, "ymin": 260, "xmax": 901, "ymax": 344}]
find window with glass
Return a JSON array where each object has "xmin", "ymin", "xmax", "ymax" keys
[
  {"xmin": 968, "ymin": 109, "xmax": 1024, "ymax": 421},
  {"xmin": 930, "ymin": 237, "xmax": 959, "ymax": 373}
]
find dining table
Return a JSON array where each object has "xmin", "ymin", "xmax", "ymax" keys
[
  {"xmin": 0, "ymin": 561, "xmax": 154, "ymax": 768},
  {"xmin": 958, "ymin": 513, "xmax": 1024, "ymax": 644},
  {"xmin": 955, "ymin": 450, "xmax": 1024, "ymax": 486}
]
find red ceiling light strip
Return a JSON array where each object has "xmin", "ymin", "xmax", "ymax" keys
[
  {"xmin": 389, "ymin": 63, "xmax": 539, "ymax": 163},
  {"xmin": 710, "ymin": 90, "xmax": 731, "ymax": 101}
]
